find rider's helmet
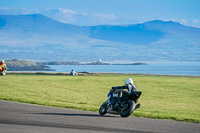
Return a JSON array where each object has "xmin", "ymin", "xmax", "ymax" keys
[
  {"xmin": 125, "ymin": 78, "xmax": 133, "ymax": 85},
  {"xmin": 0, "ymin": 60, "xmax": 4, "ymax": 64}
]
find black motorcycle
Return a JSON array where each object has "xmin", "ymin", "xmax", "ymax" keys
[{"xmin": 99, "ymin": 89, "xmax": 142, "ymax": 117}]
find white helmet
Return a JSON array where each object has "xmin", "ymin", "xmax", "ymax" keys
[
  {"xmin": 125, "ymin": 78, "xmax": 133, "ymax": 85},
  {"xmin": 1, "ymin": 60, "xmax": 4, "ymax": 63}
]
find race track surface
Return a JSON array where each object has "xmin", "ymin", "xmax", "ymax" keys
[{"xmin": 0, "ymin": 100, "xmax": 199, "ymax": 133}]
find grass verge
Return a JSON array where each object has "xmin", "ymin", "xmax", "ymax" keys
[{"xmin": 0, "ymin": 73, "xmax": 200, "ymax": 123}]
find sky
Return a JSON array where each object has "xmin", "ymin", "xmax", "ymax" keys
[{"xmin": 0, "ymin": 0, "xmax": 200, "ymax": 27}]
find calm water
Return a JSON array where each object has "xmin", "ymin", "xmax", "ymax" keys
[{"xmin": 48, "ymin": 63, "xmax": 200, "ymax": 76}]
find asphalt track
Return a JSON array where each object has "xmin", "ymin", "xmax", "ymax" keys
[{"xmin": 0, "ymin": 100, "xmax": 199, "ymax": 133}]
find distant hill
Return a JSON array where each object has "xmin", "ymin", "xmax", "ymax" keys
[
  {"xmin": 87, "ymin": 20, "xmax": 200, "ymax": 44},
  {"xmin": 0, "ymin": 14, "xmax": 200, "ymax": 62},
  {"xmin": 5, "ymin": 59, "xmax": 53, "ymax": 71}
]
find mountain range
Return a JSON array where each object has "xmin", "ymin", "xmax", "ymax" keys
[{"xmin": 0, "ymin": 14, "xmax": 200, "ymax": 62}]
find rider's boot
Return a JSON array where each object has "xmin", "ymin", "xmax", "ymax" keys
[{"xmin": 135, "ymin": 103, "xmax": 141, "ymax": 110}]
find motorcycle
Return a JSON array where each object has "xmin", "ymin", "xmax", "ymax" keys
[
  {"xmin": 0, "ymin": 67, "xmax": 6, "ymax": 76},
  {"xmin": 99, "ymin": 89, "xmax": 142, "ymax": 117}
]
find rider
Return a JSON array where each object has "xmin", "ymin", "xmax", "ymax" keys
[
  {"xmin": 0, "ymin": 60, "xmax": 7, "ymax": 71},
  {"xmin": 107, "ymin": 78, "xmax": 140, "ymax": 109}
]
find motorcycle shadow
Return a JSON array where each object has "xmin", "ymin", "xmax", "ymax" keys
[{"xmin": 33, "ymin": 113, "xmax": 119, "ymax": 118}]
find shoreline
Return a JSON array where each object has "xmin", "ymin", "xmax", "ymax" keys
[{"xmin": 6, "ymin": 71, "xmax": 200, "ymax": 77}]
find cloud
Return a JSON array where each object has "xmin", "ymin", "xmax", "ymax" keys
[
  {"xmin": 191, "ymin": 19, "xmax": 200, "ymax": 28},
  {"xmin": 94, "ymin": 13, "xmax": 117, "ymax": 21},
  {"xmin": 193, "ymin": 19, "xmax": 200, "ymax": 23},
  {"xmin": 177, "ymin": 19, "xmax": 200, "ymax": 28},
  {"xmin": 50, "ymin": 8, "xmax": 118, "ymax": 25},
  {"xmin": 179, "ymin": 19, "xmax": 187, "ymax": 25},
  {"xmin": 58, "ymin": 8, "xmax": 75, "ymax": 14},
  {"xmin": 44, "ymin": 8, "xmax": 119, "ymax": 25},
  {"xmin": 175, "ymin": 19, "xmax": 200, "ymax": 28}
]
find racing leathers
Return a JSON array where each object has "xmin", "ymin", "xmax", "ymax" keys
[{"xmin": 107, "ymin": 84, "xmax": 137, "ymax": 105}]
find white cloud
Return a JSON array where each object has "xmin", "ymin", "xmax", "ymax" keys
[
  {"xmin": 162, "ymin": 19, "xmax": 189, "ymax": 25},
  {"xmin": 180, "ymin": 19, "xmax": 187, "ymax": 25},
  {"xmin": 193, "ymin": 19, "xmax": 200, "ymax": 23},
  {"xmin": 58, "ymin": 8, "xmax": 75, "ymax": 14},
  {"xmin": 190, "ymin": 19, "xmax": 200, "ymax": 28},
  {"xmin": 43, "ymin": 8, "xmax": 118, "ymax": 25},
  {"xmin": 94, "ymin": 13, "xmax": 117, "ymax": 21}
]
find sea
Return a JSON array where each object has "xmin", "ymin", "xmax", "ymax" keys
[{"xmin": 48, "ymin": 62, "xmax": 200, "ymax": 76}]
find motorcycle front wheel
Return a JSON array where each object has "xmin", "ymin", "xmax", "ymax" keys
[
  {"xmin": 99, "ymin": 101, "xmax": 108, "ymax": 115},
  {"xmin": 120, "ymin": 100, "xmax": 135, "ymax": 117},
  {"xmin": 2, "ymin": 71, "xmax": 6, "ymax": 76},
  {"xmin": 0, "ymin": 71, "xmax": 5, "ymax": 76}
]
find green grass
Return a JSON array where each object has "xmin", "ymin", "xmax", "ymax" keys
[{"xmin": 0, "ymin": 74, "xmax": 200, "ymax": 123}]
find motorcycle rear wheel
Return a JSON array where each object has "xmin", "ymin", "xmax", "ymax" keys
[
  {"xmin": 99, "ymin": 101, "xmax": 108, "ymax": 115},
  {"xmin": 120, "ymin": 100, "xmax": 135, "ymax": 117}
]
